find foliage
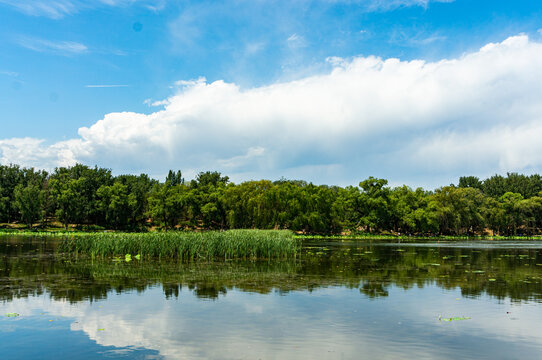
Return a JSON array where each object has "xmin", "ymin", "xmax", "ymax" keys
[
  {"xmin": 14, "ymin": 183, "xmax": 43, "ymax": 228},
  {"xmin": 3, "ymin": 163, "xmax": 542, "ymax": 235}
]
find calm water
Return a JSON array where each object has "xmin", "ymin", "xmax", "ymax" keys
[{"xmin": 2, "ymin": 237, "xmax": 542, "ymax": 359}]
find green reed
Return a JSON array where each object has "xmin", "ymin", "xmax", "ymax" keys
[{"xmin": 55, "ymin": 229, "xmax": 299, "ymax": 260}]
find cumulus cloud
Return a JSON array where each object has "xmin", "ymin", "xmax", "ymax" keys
[
  {"xmin": 2, "ymin": 34, "xmax": 542, "ymax": 187},
  {"xmin": 0, "ymin": 138, "xmax": 88, "ymax": 169}
]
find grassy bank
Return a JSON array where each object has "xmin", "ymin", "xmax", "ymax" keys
[
  {"xmin": 2, "ymin": 229, "xmax": 542, "ymax": 241},
  {"xmin": 294, "ymin": 233, "xmax": 542, "ymax": 241},
  {"xmin": 53, "ymin": 230, "xmax": 299, "ymax": 260}
]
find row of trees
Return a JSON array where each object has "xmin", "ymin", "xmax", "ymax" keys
[{"xmin": 2, "ymin": 163, "xmax": 542, "ymax": 235}]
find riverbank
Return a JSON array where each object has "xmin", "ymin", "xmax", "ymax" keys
[
  {"xmin": 294, "ymin": 233, "xmax": 542, "ymax": 241},
  {"xmin": 2, "ymin": 228, "xmax": 542, "ymax": 241}
]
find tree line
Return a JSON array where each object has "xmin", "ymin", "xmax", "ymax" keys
[{"xmin": 1, "ymin": 163, "xmax": 542, "ymax": 235}]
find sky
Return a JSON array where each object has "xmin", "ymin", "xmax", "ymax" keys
[{"xmin": 1, "ymin": 0, "xmax": 542, "ymax": 188}]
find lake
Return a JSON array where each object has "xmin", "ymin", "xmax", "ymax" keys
[{"xmin": 2, "ymin": 236, "xmax": 542, "ymax": 359}]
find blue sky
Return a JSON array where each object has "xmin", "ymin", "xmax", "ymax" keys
[{"xmin": 1, "ymin": 0, "xmax": 542, "ymax": 187}]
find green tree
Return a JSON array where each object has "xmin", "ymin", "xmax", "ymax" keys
[
  {"xmin": 358, "ymin": 177, "xmax": 392, "ymax": 232},
  {"xmin": 116, "ymin": 174, "xmax": 155, "ymax": 227},
  {"xmin": 189, "ymin": 172, "xmax": 229, "ymax": 229},
  {"xmin": 458, "ymin": 176, "xmax": 483, "ymax": 190},
  {"xmin": 49, "ymin": 177, "xmax": 87, "ymax": 229},
  {"xmin": 0, "ymin": 164, "xmax": 25, "ymax": 222},
  {"xmin": 97, "ymin": 182, "xmax": 132, "ymax": 229},
  {"xmin": 166, "ymin": 170, "xmax": 184, "ymax": 186},
  {"xmin": 148, "ymin": 183, "xmax": 188, "ymax": 229},
  {"xmin": 14, "ymin": 183, "xmax": 43, "ymax": 228}
]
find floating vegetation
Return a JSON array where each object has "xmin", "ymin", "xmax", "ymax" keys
[
  {"xmin": 439, "ymin": 316, "xmax": 471, "ymax": 322},
  {"xmin": 5, "ymin": 313, "xmax": 19, "ymax": 317},
  {"xmin": 57, "ymin": 230, "xmax": 299, "ymax": 260}
]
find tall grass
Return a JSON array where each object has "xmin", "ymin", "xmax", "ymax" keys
[{"xmin": 56, "ymin": 230, "xmax": 299, "ymax": 260}]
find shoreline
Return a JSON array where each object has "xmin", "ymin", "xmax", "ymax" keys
[{"xmin": 1, "ymin": 229, "xmax": 542, "ymax": 241}]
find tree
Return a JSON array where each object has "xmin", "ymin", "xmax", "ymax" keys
[
  {"xmin": 189, "ymin": 172, "xmax": 229, "ymax": 229},
  {"xmin": 50, "ymin": 164, "xmax": 112, "ymax": 225},
  {"xmin": 49, "ymin": 177, "xmax": 87, "ymax": 229},
  {"xmin": 166, "ymin": 170, "xmax": 183, "ymax": 186},
  {"xmin": 358, "ymin": 177, "xmax": 392, "ymax": 232},
  {"xmin": 498, "ymin": 192, "xmax": 527, "ymax": 235},
  {"xmin": 458, "ymin": 176, "xmax": 483, "ymax": 190},
  {"xmin": 97, "ymin": 182, "xmax": 132, "ymax": 229},
  {"xmin": 116, "ymin": 174, "xmax": 155, "ymax": 227},
  {"xmin": 148, "ymin": 183, "xmax": 188, "ymax": 229},
  {"xmin": 14, "ymin": 183, "xmax": 43, "ymax": 228},
  {"xmin": 389, "ymin": 186, "xmax": 436, "ymax": 234},
  {"xmin": 0, "ymin": 164, "xmax": 25, "ymax": 222}
]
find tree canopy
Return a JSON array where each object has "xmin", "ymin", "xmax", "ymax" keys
[{"xmin": 2, "ymin": 164, "xmax": 542, "ymax": 235}]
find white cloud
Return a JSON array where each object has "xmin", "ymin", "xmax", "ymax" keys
[
  {"xmin": 0, "ymin": 0, "xmax": 453, "ymax": 20},
  {"xmin": 0, "ymin": 138, "xmax": 88, "ymax": 169},
  {"xmin": 5, "ymin": 285, "xmax": 542, "ymax": 360},
  {"xmin": 287, "ymin": 33, "xmax": 307, "ymax": 49},
  {"xmin": 360, "ymin": 0, "xmax": 454, "ymax": 11},
  {"xmin": 0, "ymin": 0, "xmax": 166, "ymax": 18},
  {"xmin": 2, "ymin": 34, "xmax": 542, "ymax": 187},
  {"xmin": 411, "ymin": 121, "xmax": 542, "ymax": 173},
  {"xmin": 17, "ymin": 37, "xmax": 88, "ymax": 55},
  {"xmin": 0, "ymin": 0, "xmax": 78, "ymax": 19}
]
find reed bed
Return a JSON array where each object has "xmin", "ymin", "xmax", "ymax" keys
[{"xmin": 56, "ymin": 230, "xmax": 299, "ymax": 260}]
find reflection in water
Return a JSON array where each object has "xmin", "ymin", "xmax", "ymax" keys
[{"xmin": 1, "ymin": 236, "xmax": 542, "ymax": 359}]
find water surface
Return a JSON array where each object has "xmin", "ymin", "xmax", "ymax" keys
[{"xmin": 2, "ymin": 236, "xmax": 542, "ymax": 359}]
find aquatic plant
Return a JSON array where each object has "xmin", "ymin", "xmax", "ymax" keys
[{"xmin": 56, "ymin": 229, "xmax": 299, "ymax": 260}]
